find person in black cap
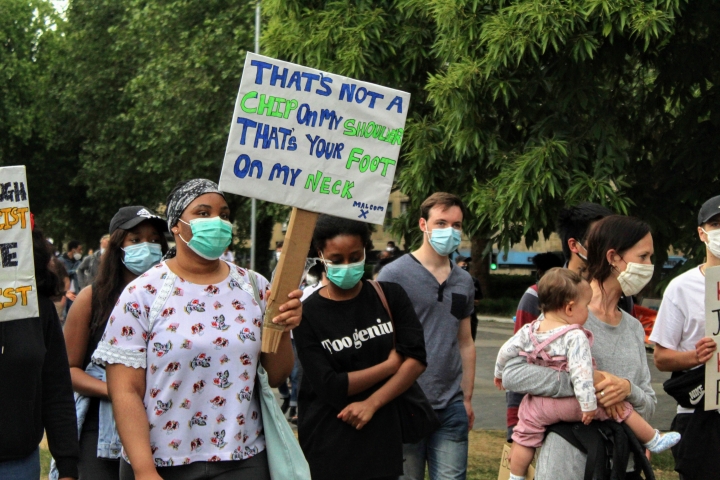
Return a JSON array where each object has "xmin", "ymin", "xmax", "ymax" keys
[
  {"xmin": 455, "ymin": 255, "xmax": 482, "ymax": 341},
  {"xmin": 62, "ymin": 206, "xmax": 168, "ymax": 480},
  {"xmin": 649, "ymin": 195, "xmax": 720, "ymax": 480}
]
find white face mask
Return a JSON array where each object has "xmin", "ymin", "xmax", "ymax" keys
[
  {"xmin": 616, "ymin": 261, "xmax": 654, "ymax": 296},
  {"xmin": 73, "ymin": 253, "xmax": 82, "ymax": 261},
  {"xmin": 701, "ymin": 228, "xmax": 720, "ymax": 259},
  {"xmin": 275, "ymin": 251, "xmax": 281, "ymax": 261},
  {"xmin": 576, "ymin": 241, "xmax": 589, "ymax": 262}
]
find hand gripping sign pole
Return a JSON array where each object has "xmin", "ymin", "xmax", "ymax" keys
[
  {"xmin": 0, "ymin": 166, "xmax": 39, "ymax": 324},
  {"xmin": 219, "ymin": 53, "xmax": 410, "ymax": 352}
]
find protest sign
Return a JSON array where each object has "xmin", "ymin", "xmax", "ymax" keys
[
  {"xmin": 219, "ymin": 52, "xmax": 410, "ymax": 225},
  {"xmin": 497, "ymin": 443, "xmax": 535, "ymax": 480},
  {"xmin": 0, "ymin": 166, "xmax": 38, "ymax": 322},
  {"xmin": 218, "ymin": 53, "xmax": 410, "ymax": 352},
  {"xmin": 705, "ymin": 266, "xmax": 720, "ymax": 410}
]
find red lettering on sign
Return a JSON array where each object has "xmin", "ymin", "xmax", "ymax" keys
[{"xmin": 717, "ymin": 281, "xmax": 720, "ymax": 301}]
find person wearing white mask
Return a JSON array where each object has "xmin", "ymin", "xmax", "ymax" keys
[
  {"xmin": 649, "ymin": 196, "xmax": 720, "ymax": 480},
  {"xmin": 64, "ymin": 206, "xmax": 169, "ymax": 479},
  {"xmin": 502, "ymin": 215, "xmax": 658, "ymax": 480},
  {"xmin": 378, "ymin": 192, "xmax": 476, "ymax": 480}
]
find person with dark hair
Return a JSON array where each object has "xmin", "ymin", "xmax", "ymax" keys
[
  {"xmin": 0, "ymin": 227, "xmax": 79, "ymax": 480},
  {"xmin": 649, "ymin": 195, "xmax": 720, "ymax": 480},
  {"xmin": 294, "ymin": 214, "xmax": 426, "ymax": 480},
  {"xmin": 92, "ymin": 179, "xmax": 302, "ymax": 480},
  {"xmin": 77, "ymin": 234, "xmax": 111, "ymax": 290},
  {"xmin": 63, "ymin": 206, "xmax": 169, "ymax": 479},
  {"xmin": 506, "ymin": 203, "xmax": 613, "ymax": 442},
  {"xmin": 531, "ymin": 252, "xmax": 564, "ymax": 281},
  {"xmin": 59, "ymin": 239, "xmax": 84, "ymax": 317},
  {"xmin": 455, "ymin": 255, "xmax": 482, "ymax": 341},
  {"xmin": 494, "ymin": 268, "xmax": 678, "ymax": 480},
  {"xmin": 502, "ymin": 215, "xmax": 659, "ymax": 480},
  {"xmin": 378, "ymin": 192, "xmax": 476, "ymax": 480}
]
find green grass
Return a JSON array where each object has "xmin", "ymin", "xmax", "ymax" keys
[{"xmin": 39, "ymin": 430, "xmax": 678, "ymax": 480}]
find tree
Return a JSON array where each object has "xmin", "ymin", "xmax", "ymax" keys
[{"xmin": 425, "ymin": 0, "xmax": 720, "ymax": 288}]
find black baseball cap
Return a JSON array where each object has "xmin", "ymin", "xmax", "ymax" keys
[
  {"xmin": 109, "ymin": 206, "xmax": 168, "ymax": 234},
  {"xmin": 455, "ymin": 255, "xmax": 472, "ymax": 263},
  {"xmin": 698, "ymin": 196, "xmax": 720, "ymax": 225}
]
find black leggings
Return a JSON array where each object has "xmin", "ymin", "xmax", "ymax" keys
[
  {"xmin": 78, "ymin": 426, "xmax": 120, "ymax": 480},
  {"xmin": 119, "ymin": 450, "xmax": 270, "ymax": 480}
]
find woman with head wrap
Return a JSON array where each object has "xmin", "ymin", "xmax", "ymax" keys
[{"xmin": 92, "ymin": 179, "xmax": 302, "ymax": 480}]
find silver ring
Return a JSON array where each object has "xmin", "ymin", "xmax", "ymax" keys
[{"xmin": 600, "ymin": 391, "xmax": 605, "ymax": 397}]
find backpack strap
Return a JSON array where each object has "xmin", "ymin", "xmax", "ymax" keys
[
  {"xmin": 244, "ymin": 269, "xmax": 265, "ymax": 315},
  {"xmin": 147, "ymin": 271, "xmax": 179, "ymax": 332},
  {"xmin": 367, "ymin": 280, "xmax": 396, "ymax": 347},
  {"xmin": 547, "ymin": 422, "xmax": 609, "ymax": 480}
]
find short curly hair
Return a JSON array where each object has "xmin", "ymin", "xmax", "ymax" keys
[{"xmin": 311, "ymin": 215, "xmax": 373, "ymax": 254}]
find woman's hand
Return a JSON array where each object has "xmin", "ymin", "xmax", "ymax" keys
[
  {"xmin": 269, "ymin": 289, "xmax": 303, "ymax": 332},
  {"xmin": 594, "ymin": 371, "xmax": 632, "ymax": 407},
  {"xmin": 337, "ymin": 400, "xmax": 378, "ymax": 430},
  {"xmin": 493, "ymin": 377, "xmax": 505, "ymax": 391}
]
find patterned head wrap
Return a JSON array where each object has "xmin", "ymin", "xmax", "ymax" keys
[{"xmin": 166, "ymin": 179, "xmax": 225, "ymax": 229}]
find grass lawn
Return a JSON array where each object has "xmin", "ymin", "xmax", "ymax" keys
[{"xmin": 39, "ymin": 430, "xmax": 679, "ymax": 479}]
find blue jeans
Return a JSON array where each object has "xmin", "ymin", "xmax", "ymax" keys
[
  {"xmin": 400, "ymin": 400, "xmax": 469, "ymax": 480},
  {"xmin": 0, "ymin": 448, "xmax": 40, "ymax": 480}
]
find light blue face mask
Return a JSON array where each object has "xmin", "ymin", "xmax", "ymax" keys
[
  {"xmin": 426, "ymin": 226, "xmax": 462, "ymax": 256},
  {"xmin": 122, "ymin": 242, "xmax": 163, "ymax": 275},
  {"xmin": 321, "ymin": 252, "xmax": 365, "ymax": 290},
  {"xmin": 179, "ymin": 217, "xmax": 233, "ymax": 260}
]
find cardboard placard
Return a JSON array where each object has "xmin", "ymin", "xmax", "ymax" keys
[
  {"xmin": 0, "ymin": 166, "xmax": 38, "ymax": 322},
  {"xmin": 219, "ymin": 52, "xmax": 410, "ymax": 225},
  {"xmin": 498, "ymin": 443, "xmax": 535, "ymax": 480},
  {"xmin": 704, "ymin": 265, "xmax": 720, "ymax": 411}
]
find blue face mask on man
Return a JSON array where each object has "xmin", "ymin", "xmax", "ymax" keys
[
  {"xmin": 122, "ymin": 242, "xmax": 163, "ymax": 275},
  {"xmin": 321, "ymin": 252, "xmax": 365, "ymax": 290},
  {"xmin": 178, "ymin": 217, "xmax": 233, "ymax": 260},
  {"xmin": 425, "ymin": 226, "xmax": 462, "ymax": 257}
]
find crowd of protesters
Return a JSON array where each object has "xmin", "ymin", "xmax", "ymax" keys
[{"xmin": 0, "ymin": 184, "xmax": 717, "ymax": 480}]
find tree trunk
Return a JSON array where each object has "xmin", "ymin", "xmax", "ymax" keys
[{"xmin": 470, "ymin": 233, "xmax": 491, "ymax": 298}]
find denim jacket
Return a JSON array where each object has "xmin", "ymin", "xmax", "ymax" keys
[{"xmin": 50, "ymin": 363, "xmax": 121, "ymax": 480}]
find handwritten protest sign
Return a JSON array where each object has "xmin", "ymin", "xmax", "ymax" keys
[
  {"xmin": 219, "ymin": 52, "xmax": 410, "ymax": 225},
  {"xmin": 705, "ymin": 266, "xmax": 720, "ymax": 410},
  {"xmin": 0, "ymin": 166, "xmax": 38, "ymax": 322}
]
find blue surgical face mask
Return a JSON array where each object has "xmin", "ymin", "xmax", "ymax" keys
[
  {"xmin": 320, "ymin": 252, "xmax": 365, "ymax": 290},
  {"xmin": 178, "ymin": 217, "xmax": 233, "ymax": 260},
  {"xmin": 425, "ymin": 226, "xmax": 461, "ymax": 257},
  {"xmin": 122, "ymin": 242, "xmax": 163, "ymax": 275}
]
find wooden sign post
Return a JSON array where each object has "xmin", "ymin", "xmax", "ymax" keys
[
  {"xmin": 219, "ymin": 53, "xmax": 410, "ymax": 352},
  {"xmin": 261, "ymin": 208, "xmax": 318, "ymax": 352}
]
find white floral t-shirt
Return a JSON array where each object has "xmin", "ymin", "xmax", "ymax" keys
[{"xmin": 93, "ymin": 261, "xmax": 268, "ymax": 467}]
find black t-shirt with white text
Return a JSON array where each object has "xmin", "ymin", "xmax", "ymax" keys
[{"xmin": 294, "ymin": 281, "xmax": 426, "ymax": 480}]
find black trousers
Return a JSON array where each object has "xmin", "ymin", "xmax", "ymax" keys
[
  {"xmin": 78, "ymin": 425, "xmax": 120, "ymax": 480},
  {"xmin": 119, "ymin": 450, "xmax": 270, "ymax": 480}
]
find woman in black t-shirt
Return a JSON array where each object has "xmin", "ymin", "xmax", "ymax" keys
[{"xmin": 294, "ymin": 215, "xmax": 427, "ymax": 480}]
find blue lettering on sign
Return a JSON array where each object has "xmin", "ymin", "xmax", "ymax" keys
[
  {"xmin": 234, "ymin": 154, "xmax": 264, "ymax": 179},
  {"xmin": 351, "ymin": 201, "xmax": 385, "ymax": 214}
]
